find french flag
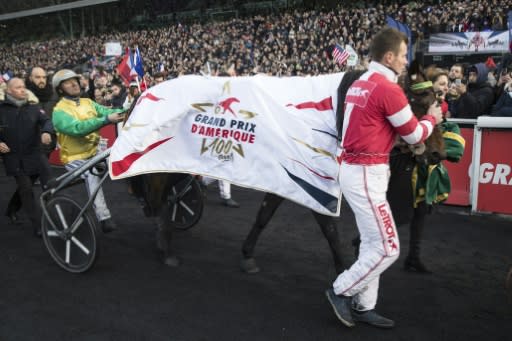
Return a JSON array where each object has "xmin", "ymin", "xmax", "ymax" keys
[
  {"xmin": 130, "ymin": 47, "xmax": 144, "ymax": 78},
  {"xmin": 117, "ymin": 47, "xmax": 145, "ymax": 86},
  {"xmin": 117, "ymin": 48, "xmax": 132, "ymax": 86}
]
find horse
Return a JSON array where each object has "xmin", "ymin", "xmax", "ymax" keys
[
  {"xmin": 239, "ymin": 70, "xmax": 367, "ymax": 274},
  {"xmin": 122, "ymin": 101, "xmax": 204, "ymax": 267}
]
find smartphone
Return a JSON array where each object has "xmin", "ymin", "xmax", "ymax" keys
[{"xmin": 455, "ymin": 79, "xmax": 461, "ymax": 86}]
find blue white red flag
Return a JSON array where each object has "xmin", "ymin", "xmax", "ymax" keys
[{"xmin": 130, "ymin": 47, "xmax": 144, "ymax": 78}]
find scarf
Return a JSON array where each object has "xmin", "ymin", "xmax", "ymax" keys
[
  {"xmin": 26, "ymin": 80, "xmax": 54, "ymax": 103},
  {"xmin": 5, "ymin": 93, "xmax": 28, "ymax": 107}
]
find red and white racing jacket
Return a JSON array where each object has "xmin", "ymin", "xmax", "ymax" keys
[{"xmin": 340, "ymin": 61, "xmax": 436, "ymax": 165}]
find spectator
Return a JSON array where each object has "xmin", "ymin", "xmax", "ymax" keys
[
  {"xmin": 490, "ymin": 75, "xmax": 512, "ymax": 117},
  {"xmin": 426, "ymin": 66, "xmax": 450, "ymax": 116},
  {"xmin": 79, "ymin": 72, "xmax": 96, "ymax": 99},
  {"xmin": 0, "ymin": 78, "xmax": 54, "ymax": 236},
  {"xmin": 110, "ymin": 82, "xmax": 127, "ymax": 109},
  {"xmin": 451, "ymin": 63, "xmax": 495, "ymax": 118},
  {"xmin": 122, "ymin": 82, "xmax": 141, "ymax": 110},
  {"xmin": 26, "ymin": 67, "xmax": 58, "ymax": 115},
  {"xmin": 4, "ymin": 67, "xmax": 58, "ymax": 223},
  {"xmin": 152, "ymin": 72, "xmax": 166, "ymax": 85}
]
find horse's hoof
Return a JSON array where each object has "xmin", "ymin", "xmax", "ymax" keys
[
  {"xmin": 240, "ymin": 257, "xmax": 260, "ymax": 273},
  {"xmin": 163, "ymin": 256, "xmax": 180, "ymax": 267}
]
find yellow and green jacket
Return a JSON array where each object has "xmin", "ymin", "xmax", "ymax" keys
[
  {"xmin": 52, "ymin": 97, "xmax": 123, "ymax": 164},
  {"xmin": 412, "ymin": 121, "xmax": 466, "ymax": 206}
]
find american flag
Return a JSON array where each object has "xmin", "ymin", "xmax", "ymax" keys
[{"xmin": 332, "ymin": 43, "xmax": 350, "ymax": 66}]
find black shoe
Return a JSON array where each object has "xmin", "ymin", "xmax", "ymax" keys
[
  {"xmin": 100, "ymin": 218, "xmax": 118, "ymax": 233},
  {"xmin": 6, "ymin": 212, "xmax": 21, "ymax": 225},
  {"xmin": 404, "ymin": 257, "xmax": 432, "ymax": 274},
  {"xmin": 352, "ymin": 309, "xmax": 395, "ymax": 329},
  {"xmin": 325, "ymin": 289, "xmax": 355, "ymax": 327},
  {"xmin": 222, "ymin": 198, "xmax": 240, "ymax": 208}
]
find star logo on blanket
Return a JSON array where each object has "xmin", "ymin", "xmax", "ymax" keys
[
  {"xmin": 136, "ymin": 92, "xmax": 164, "ymax": 105},
  {"xmin": 190, "ymin": 92, "xmax": 259, "ymax": 162}
]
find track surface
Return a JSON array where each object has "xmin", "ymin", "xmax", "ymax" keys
[{"xmin": 1, "ymin": 167, "xmax": 511, "ymax": 341}]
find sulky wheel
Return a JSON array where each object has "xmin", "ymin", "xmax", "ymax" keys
[
  {"xmin": 41, "ymin": 195, "xmax": 99, "ymax": 273},
  {"xmin": 167, "ymin": 176, "xmax": 204, "ymax": 230}
]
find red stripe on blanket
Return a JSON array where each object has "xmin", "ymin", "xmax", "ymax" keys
[{"xmin": 111, "ymin": 137, "xmax": 173, "ymax": 177}]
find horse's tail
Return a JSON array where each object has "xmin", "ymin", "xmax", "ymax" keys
[{"xmin": 336, "ymin": 69, "xmax": 367, "ymax": 141}]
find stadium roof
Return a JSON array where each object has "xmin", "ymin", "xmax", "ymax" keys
[{"xmin": 0, "ymin": 0, "xmax": 118, "ymax": 20}]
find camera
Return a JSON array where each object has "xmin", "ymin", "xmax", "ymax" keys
[{"xmin": 454, "ymin": 78, "xmax": 467, "ymax": 86}]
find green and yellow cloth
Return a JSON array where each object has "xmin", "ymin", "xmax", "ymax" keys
[{"xmin": 412, "ymin": 121, "xmax": 466, "ymax": 206}]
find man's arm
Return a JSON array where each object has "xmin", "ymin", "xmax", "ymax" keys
[
  {"xmin": 93, "ymin": 101, "xmax": 125, "ymax": 119},
  {"xmin": 52, "ymin": 109, "xmax": 108, "ymax": 137},
  {"xmin": 385, "ymin": 86, "xmax": 442, "ymax": 145},
  {"xmin": 37, "ymin": 107, "xmax": 54, "ymax": 135},
  {"xmin": 457, "ymin": 88, "xmax": 495, "ymax": 118}
]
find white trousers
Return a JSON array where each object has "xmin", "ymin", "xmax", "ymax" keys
[
  {"xmin": 202, "ymin": 177, "xmax": 232, "ymax": 199},
  {"xmin": 333, "ymin": 162, "xmax": 400, "ymax": 311},
  {"xmin": 65, "ymin": 159, "xmax": 112, "ymax": 222}
]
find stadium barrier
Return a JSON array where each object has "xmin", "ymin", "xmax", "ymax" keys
[
  {"xmin": 470, "ymin": 116, "xmax": 512, "ymax": 215},
  {"xmin": 443, "ymin": 118, "xmax": 475, "ymax": 206}
]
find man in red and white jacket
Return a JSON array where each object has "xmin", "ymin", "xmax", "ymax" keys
[{"xmin": 325, "ymin": 28, "xmax": 443, "ymax": 329}]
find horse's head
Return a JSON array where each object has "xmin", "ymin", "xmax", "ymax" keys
[
  {"xmin": 403, "ymin": 60, "xmax": 440, "ymax": 117},
  {"xmin": 401, "ymin": 61, "xmax": 446, "ymax": 164},
  {"xmin": 336, "ymin": 69, "xmax": 367, "ymax": 141},
  {"xmin": 120, "ymin": 96, "xmax": 138, "ymax": 127}
]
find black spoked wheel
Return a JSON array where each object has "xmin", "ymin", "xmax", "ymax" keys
[
  {"xmin": 41, "ymin": 195, "xmax": 99, "ymax": 273},
  {"xmin": 167, "ymin": 176, "xmax": 204, "ymax": 230}
]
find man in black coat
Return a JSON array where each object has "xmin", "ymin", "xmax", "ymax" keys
[
  {"xmin": 0, "ymin": 78, "xmax": 54, "ymax": 236},
  {"xmin": 451, "ymin": 62, "xmax": 495, "ymax": 118},
  {"xmin": 26, "ymin": 66, "xmax": 58, "ymax": 116},
  {"xmin": 5, "ymin": 67, "xmax": 58, "ymax": 225}
]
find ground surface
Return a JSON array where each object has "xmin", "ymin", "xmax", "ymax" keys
[{"xmin": 0, "ymin": 166, "xmax": 511, "ymax": 341}]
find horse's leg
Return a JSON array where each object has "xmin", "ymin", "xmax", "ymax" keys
[
  {"xmin": 404, "ymin": 201, "xmax": 431, "ymax": 273},
  {"xmin": 240, "ymin": 192, "xmax": 284, "ymax": 273},
  {"xmin": 156, "ymin": 199, "xmax": 180, "ymax": 267},
  {"xmin": 154, "ymin": 174, "xmax": 187, "ymax": 267},
  {"xmin": 311, "ymin": 212, "xmax": 346, "ymax": 274}
]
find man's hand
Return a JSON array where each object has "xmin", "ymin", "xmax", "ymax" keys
[
  {"xmin": 498, "ymin": 73, "xmax": 511, "ymax": 87},
  {"xmin": 455, "ymin": 83, "xmax": 467, "ymax": 96},
  {"xmin": 41, "ymin": 132, "xmax": 52, "ymax": 145},
  {"xmin": 447, "ymin": 86, "xmax": 459, "ymax": 98},
  {"xmin": 0, "ymin": 142, "xmax": 10, "ymax": 153},
  {"xmin": 107, "ymin": 112, "xmax": 125, "ymax": 123},
  {"xmin": 427, "ymin": 102, "xmax": 443, "ymax": 125}
]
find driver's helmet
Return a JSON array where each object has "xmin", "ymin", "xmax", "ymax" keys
[{"xmin": 52, "ymin": 69, "xmax": 80, "ymax": 92}]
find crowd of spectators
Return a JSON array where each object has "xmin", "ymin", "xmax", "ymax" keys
[{"xmin": 0, "ymin": 0, "xmax": 511, "ymax": 116}]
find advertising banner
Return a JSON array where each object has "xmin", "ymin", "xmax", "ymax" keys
[
  {"xmin": 476, "ymin": 129, "xmax": 512, "ymax": 214},
  {"xmin": 428, "ymin": 31, "xmax": 509, "ymax": 53}
]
